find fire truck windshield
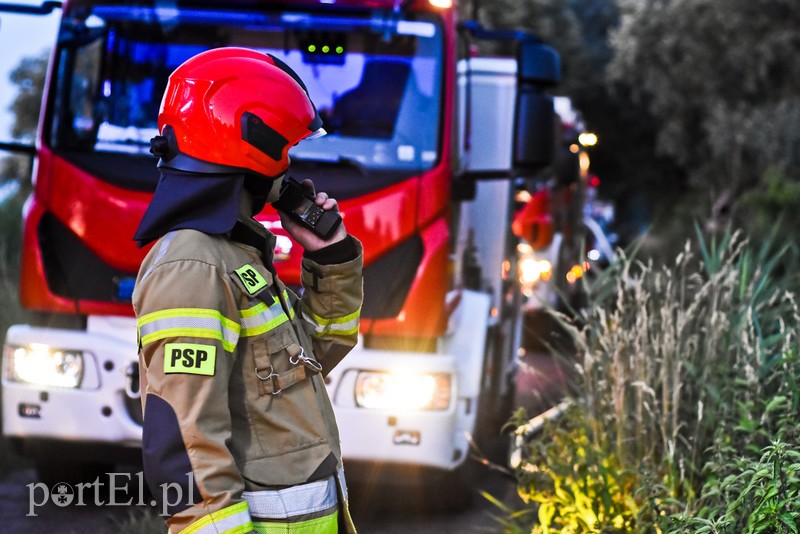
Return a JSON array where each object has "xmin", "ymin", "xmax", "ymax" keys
[{"xmin": 49, "ymin": 3, "xmax": 444, "ymax": 175}]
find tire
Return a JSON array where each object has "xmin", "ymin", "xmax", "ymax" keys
[{"xmin": 475, "ymin": 289, "xmax": 521, "ymax": 465}]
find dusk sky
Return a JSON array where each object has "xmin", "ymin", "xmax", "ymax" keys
[{"xmin": 0, "ymin": 3, "xmax": 59, "ymax": 141}]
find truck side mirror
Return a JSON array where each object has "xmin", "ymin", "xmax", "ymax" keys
[{"xmin": 513, "ymin": 41, "xmax": 560, "ymax": 174}]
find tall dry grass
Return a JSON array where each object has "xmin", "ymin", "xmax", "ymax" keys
[{"xmin": 506, "ymin": 227, "xmax": 800, "ymax": 532}]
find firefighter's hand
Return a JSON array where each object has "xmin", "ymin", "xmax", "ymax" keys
[{"xmin": 279, "ymin": 179, "xmax": 347, "ymax": 252}]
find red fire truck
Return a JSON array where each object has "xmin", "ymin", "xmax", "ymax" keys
[{"xmin": 0, "ymin": 0, "xmax": 579, "ymax": 504}]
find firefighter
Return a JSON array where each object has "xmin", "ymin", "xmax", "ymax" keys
[{"xmin": 132, "ymin": 47, "xmax": 362, "ymax": 533}]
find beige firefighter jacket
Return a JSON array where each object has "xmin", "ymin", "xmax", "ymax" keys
[{"xmin": 133, "ymin": 224, "xmax": 363, "ymax": 533}]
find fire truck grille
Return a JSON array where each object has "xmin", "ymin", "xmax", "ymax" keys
[
  {"xmin": 361, "ymin": 234, "xmax": 423, "ymax": 319},
  {"xmin": 37, "ymin": 211, "xmax": 138, "ymax": 303}
]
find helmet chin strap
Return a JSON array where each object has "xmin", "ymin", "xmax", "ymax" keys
[
  {"xmin": 266, "ymin": 174, "xmax": 285, "ymax": 204},
  {"xmin": 244, "ymin": 173, "xmax": 285, "ymax": 215}
]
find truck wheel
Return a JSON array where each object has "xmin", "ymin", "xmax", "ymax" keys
[{"xmin": 475, "ymin": 294, "xmax": 521, "ymax": 463}]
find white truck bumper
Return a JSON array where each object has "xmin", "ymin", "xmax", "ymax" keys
[
  {"xmin": 327, "ymin": 350, "xmax": 467, "ymax": 470},
  {"xmin": 325, "ymin": 290, "xmax": 492, "ymax": 472},
  {"xmin": 2, "ymin": 290, "xmax": 493, "ymax": 475},
  {"xmin": 2, "ymin": 317, "xmax": 142, "ymax": 447}
]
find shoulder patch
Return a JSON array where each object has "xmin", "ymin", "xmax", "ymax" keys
[
  {"xmin": 234, "ymin": 264, "xmax": 269, "ymax": 295},
  {"xmin": 164, "ymin": 343, "xmax": 216, "ymax": 376}
]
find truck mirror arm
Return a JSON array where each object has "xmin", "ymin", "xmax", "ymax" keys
[
  {"xmin": 0, "ymin": 141, "xmax": 35, "ymax": 155},
  {"xmin": 0, "ymin": 1, "xmax": 62, "ymax": 15}
]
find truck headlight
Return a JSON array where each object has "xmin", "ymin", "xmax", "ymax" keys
[
  {"xmin": 355, "ymin": 372, "xmax": 451, "ymax": 411},
  {"xmin": 3, "ymin": 344, "xmax": 84, "ymax": 388}
]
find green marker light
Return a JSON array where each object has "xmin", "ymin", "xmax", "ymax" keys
[
  {"xmin": 308, "ymin": 44, "xmax": 316, "ymax": 52},
  {"xmin": 336, "ymin": 46, "xmax": 344, "ymax": 54},
  {"xmin": 322, "ymin": 45, "xmax": 330, "ymax": 53}
]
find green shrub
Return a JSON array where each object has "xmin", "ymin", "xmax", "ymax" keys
[
  {"xmin": 0, "ymin": 161, "xmax": 33, "ymax": 477},
  {"xmin": 509, "ymin": 405, "xmax": 648, "ymax": 533},
  {"xmin": 503, "ymin": 227, "xmax": 800, "ymax": 533},
  {"xmin": 0, "ymin": 156, "xmax": 32, "ymax": 339},
  {"xmin": 0, "ymin": 190, "xmax": 27, "ymax": 339},
  {"xmin": 669, "ymin": 436, "xmax": 800, "ymax": 534}
]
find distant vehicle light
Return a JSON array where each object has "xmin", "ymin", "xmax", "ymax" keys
[
  {"xmin": 578, "ymin": 132, "xmax": 598, "ymax": 146},
  {"xmin": 355, "ymin": 371, "xmax": 451, "ymax": 411},
  {"xmin": 429, "ymin": 0, "xmax": 453, "ymax": 8},
  {"xmin": 566, "ymin": 263, "xmax": 589, "ymax": 284},
  {"xmin": 579, "ymin": 151, "xmax": 590, "ymax": 176},
  {"xmin": 515, "ymin": 190, "xmax": 532, "ymax": 203},
  {"xmin": 274, "ymin": 235, "xmax": 293, "ymax": 261},
  {"xmin": 519, "ymin": 256, "xmax": 552, "ymax": 287},
  {"xmin": 4, "ymin": 344, "xmax": 84, "ymax": 388}
]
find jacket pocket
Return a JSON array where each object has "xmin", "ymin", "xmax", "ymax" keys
[
  {"xmin": 252, "ymin": 325, "xmax": 303, "ymax": 396},
  {"xmin": 244, "ymin": 325, "xmax": 332, "ymax": 483}
]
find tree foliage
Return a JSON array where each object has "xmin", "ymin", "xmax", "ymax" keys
[
  {"xmin": 461, "ymin": 0, "xmax": 800, "ymax": 248},
  {"xmin": 460, "ymin": 0, "xmax": 674, "ymax": 244},
  {"xmin": 609, "ymin": 0, "xmax": 800, "ymax": 239},
  {"xmin": 0, "ymin": 50, "xmax": 45, "ymax": 330},
  {"xmin": 463, "ymin": 0, "xmax": 612, "ymax": 113},
  {"xmin": 8, "ymin": 49, "xmax": 48, "ymax": 140},
  {"xmin": 2, "ymin": 50, "xmax": 48, "ymax": 186}
]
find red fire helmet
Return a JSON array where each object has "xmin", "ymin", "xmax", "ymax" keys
[{"xmin": 157, "ymin": 47, "xmax": 324, "ymax": 178}]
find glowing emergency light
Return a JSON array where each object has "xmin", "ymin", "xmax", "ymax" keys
[
  {"xmin": 355, "ymin": 371, "xmax": 451, "ymax": 411},
  {"xmin": 301, "ymin": 32, "xmax": 346, "ymax": 64}
]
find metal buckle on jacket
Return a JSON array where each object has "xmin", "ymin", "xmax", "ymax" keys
[
  {"xmin": 289, "ymin": 347, "xmax": 323, "ymax": 374},
  {"xmin": 255, "ymin": 365, "xmax": 282, "ymax": 395}
]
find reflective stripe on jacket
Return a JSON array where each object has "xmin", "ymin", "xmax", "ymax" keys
[{"xmin": 133, "ymin": 228, "xmax": 362, "ymax": 534}]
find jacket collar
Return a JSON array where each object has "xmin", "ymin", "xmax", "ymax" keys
[{"xmin": 230, "ymin": 216, "xmax": 276, "ymax": 266}]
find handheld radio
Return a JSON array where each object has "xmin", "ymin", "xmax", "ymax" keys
[{"xmin": 272, "ymin": 177, "xmax": 342, "ymax": 240}]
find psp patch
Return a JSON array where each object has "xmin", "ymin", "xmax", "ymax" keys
[
  {"xmin": 235, "ymin": 264, "xmax": 268, "ymax": 295},
  {"xmin": 164, "ymin": 343, "xmax": 216, "ymax": 376}
]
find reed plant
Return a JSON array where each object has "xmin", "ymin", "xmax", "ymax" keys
[{"xmin": 506, "ymin": 227, "xmax": 800, "ymax": 532}]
